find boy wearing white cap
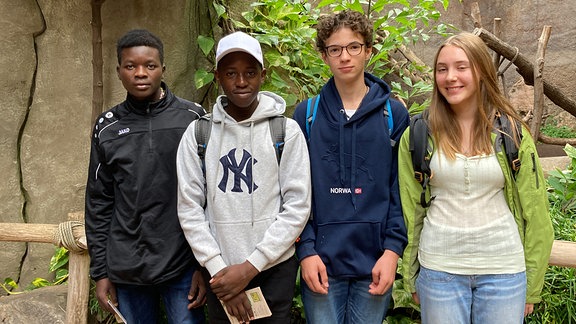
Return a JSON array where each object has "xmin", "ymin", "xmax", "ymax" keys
[{"xmin": 177, "ymin": 31, "xmax": 311, "ymax": 323}]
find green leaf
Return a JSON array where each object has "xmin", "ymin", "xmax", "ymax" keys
[
  {"xmin": 197, "ymin": 35, "xmax": 215, "ymax": 57},
  {"xmin": 194, "ymin": 69, "xmax": 214, "ymax": 89},
  {"xmin": 31, "ymin": 278, "xmax": 51, "ymax": 289},
  {"xmin": 213, "ymin": 2, "xmax": 226, "ymax": 18},
  {"xmin": 564, "ymin": 144, "xmax": 576, "ymax": 159}
]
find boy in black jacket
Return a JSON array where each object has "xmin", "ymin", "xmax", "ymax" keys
[{"xmin": 85, "ymin": 29, "xmax": 206, "ymax": 323}]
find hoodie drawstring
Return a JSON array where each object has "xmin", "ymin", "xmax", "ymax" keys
[
  {"xmin": 338, "ymin": 110, "xmax": 346, "ymax": 185},
  {"xmin": 338, "ymin": 110, "xmax": 358, "ymax": 210},
  {"xmin": 350, "ymin": 122, "xmax": 358, "ymax": 209},
  {"xmin": 250, "ymin": 121, "xmax": 255, "ymax": 227}
]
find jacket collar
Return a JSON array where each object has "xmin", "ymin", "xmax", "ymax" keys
[{"xmin": 125, "ymin": 82, "xmax": 173, "ymax": 115}]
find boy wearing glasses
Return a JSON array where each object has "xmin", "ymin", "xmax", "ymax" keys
[{"xmin": 292, "ymin": 10, "xmax": 409, "ymax": 323}]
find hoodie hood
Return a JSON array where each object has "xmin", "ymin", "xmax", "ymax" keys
[
  {"xmin": 320, "ymin": 72, "xmax": 392, "ymax": 125},
  {"xmin": 212, "ymin": 91, "xmax": 286, "ymax": 125}
]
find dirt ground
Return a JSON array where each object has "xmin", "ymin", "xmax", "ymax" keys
[{"xmin": 537, "ymin": 143, "xmax": 567, "ymax": 158}]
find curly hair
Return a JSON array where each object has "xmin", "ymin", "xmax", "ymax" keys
[
  {"xmin": 315, "ymin": 10, "xmax": 373, "ymax": 52},
  {"xmin": 116, "ymin": 29, "xmax": 164, "ymax": 65}
]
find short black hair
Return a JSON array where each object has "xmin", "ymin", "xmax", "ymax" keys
[{"xmin": 116, "ymin": 29, "xmax": 164, "ymax": 65}]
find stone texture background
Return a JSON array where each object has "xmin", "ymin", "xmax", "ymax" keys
[{"xmin": 0, "ymin": 0, "xmax": 574, "ymax": 293}]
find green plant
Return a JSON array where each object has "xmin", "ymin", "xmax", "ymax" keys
[
  {"xmin": 195, "ymin": 0, "xmax": 456, "ymax": 113},
  {"xmin": 1, "ymin": 246, "xmax": 69, "ymax": 295},
  {"xmin": 541, "ymin": 118, "xmax": 576, "ymax": 139},
  {"xmin": 529, "ymin": 144, "xmax": 576, "ymax": 323}
]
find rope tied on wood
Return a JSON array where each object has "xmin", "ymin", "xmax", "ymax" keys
[{"xmin": 53, "ymin": 221, "xmax": 87, "ymax": 252}]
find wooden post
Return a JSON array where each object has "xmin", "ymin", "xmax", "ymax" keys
[
  {"xmin": 473, "ymin": 27, "xmax": 576, "ymax": 118},
  {"xmin": 0, "ymin": 223, "xmax": 58, "ymax": 243},
  {"xmin": 549, "ymin": 240, "xmax": 576, "ymax": 268},
  {"xmin": 65, "ymin": 212, "xmax": 89, "ymax": 324},
  {"xmin": 0, "ymin": 217, "xmax": 89, "ymax": 324},
  {"xmin": 493, "ymin": 18, "xmax": 502, "ymax": 68},
  {"xmin": 530, "ymin": 26, "xmax": 552, "ymax": 140},
  {"xmin": 470, "ymin": 2, "xmax": 482, "ymax": 28}
]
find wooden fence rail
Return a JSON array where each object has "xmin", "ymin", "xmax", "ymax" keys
[
  {"xmin": 0, "ymin": 214, "xmax": 575, "ymax": 324},
  {"xmin": 0, "ymin": 212, "xmax": 89, "ymax": 324}
]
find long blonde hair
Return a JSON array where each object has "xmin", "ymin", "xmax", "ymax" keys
[{"xmin": 428, "ymin": 32, "xmax": 523, "ymax": 159}]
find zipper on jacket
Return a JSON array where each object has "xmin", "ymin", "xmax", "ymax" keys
[
  {"xmin": 147, "ymin": 104, "xmax": 153, "ymax": 152},
  {"xmin": 531, "ymin": 152, "xmax": 539, "ymax": 188}
]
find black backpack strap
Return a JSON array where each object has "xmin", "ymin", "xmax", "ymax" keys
[
  {"xmin": 409, "ymin": 111, "xmax": 435, "ymax": 208},
  {"xmin": 194, "ymin": 114, "xmax": 212, "ymax": 177},
  {"xmin": 269, "ymin": 116, "xmax": 286, "ymax": 164},
  {"xmin": 495, "ymin": 112, "xmax": 522, "ymax": 177}
]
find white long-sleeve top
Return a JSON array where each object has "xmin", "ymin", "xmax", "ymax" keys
[{"xmin": 419, "ymin": 151, "xmax": 525, "ymax": 275}]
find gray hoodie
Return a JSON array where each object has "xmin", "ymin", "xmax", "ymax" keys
[{"xmin": 177, "ymin": 91, "xmax": 311, "ymax": 276}]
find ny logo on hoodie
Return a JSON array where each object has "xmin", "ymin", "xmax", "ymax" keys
[{"xmin": 218, "ymin": 148, "xmax": 258, "ymax": 193}]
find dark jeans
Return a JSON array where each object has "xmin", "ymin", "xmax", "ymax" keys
[
  {"xmin": 116, "ymin": 266, "xmax": 206, "ymax": 324},
  {"xmin": 204, "ymin": 256, "xmax": 298, "ymax": 324}
]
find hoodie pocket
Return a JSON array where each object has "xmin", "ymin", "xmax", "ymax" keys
[{"xmin": 316, "ymin": 221, "xmax": 382, "ymax": 277}]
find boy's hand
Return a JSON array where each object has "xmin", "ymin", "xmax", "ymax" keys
[
  {"xmin": 223, "ymin": 291, "xmax": 254, "ymax": 323},
  {"xmin": 368, "ymin": 250, "xmax": 399, "ymax": 295},
  {"xmin": 210, "ymin": 261, "xmax": 258, "ymax": 301},
  {"xmin": 188, "ymin": 269, "xmax": 207, "ymax": 309},
  {"xmin": 300, "ymin": 255, "xmax": 329, "ymax": 294},
  {"xmin": 95, "ymin": 278, "xmax": 117, "ymax": 313}
]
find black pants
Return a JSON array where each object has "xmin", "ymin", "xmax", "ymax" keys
[{"xmin": 203, "ymin": 256, "xmax": 298, "ymax": 324}]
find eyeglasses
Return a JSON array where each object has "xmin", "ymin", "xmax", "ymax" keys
[{"xmin": 325, "ymin": 42, "xmax": 365, "ymax": 57}]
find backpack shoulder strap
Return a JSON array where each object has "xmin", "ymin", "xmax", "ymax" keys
[
  {"xmin": 194, "ymin": 114, "xmax": 212, "ymax": 177},
  {"xmin": 409, "ymin": 111, "xmax": 435, "ymax": 208},
  {"xmin": 495, "ymin": 113, "xmax": 522, "ymax": 177},
  {"xmin": 268, "ymin": 115, "xmax": 286, "ymax": 164},
  {"xmin": 305, "ymin": 95, "xmax": 320, "ymax": 139}
]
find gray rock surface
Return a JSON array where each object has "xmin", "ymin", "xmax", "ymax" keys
[{"xmin": 0, "ymin": 285, "xmax": 67, "ymax": 324}]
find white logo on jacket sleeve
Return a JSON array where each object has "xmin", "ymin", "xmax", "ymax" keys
[{"xmin": 118, "ymin": 128, "xmax": 130, "ymax": 136}]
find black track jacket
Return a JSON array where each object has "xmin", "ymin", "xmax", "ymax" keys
[{"xmin": 85, "ymin": 83, "xmax": 205, "ymax": 285}]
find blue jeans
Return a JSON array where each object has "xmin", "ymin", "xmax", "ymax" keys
[
  {"xmin": 116, "ymin": 267, "xmax": 206, "ymax": 324},
  {"xmin": 416, "ymin": 267, "xmax": 526, "ymax": 324},
  {"xmin": 302, "ymin": 276, "xmax": 392, "ymax": 324}
]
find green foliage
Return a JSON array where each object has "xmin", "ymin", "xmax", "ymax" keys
[
  {"xmin": 291, "ymin": 269, "xmax": 306, "ymax": 323},
  {"xmin": 195, "ymin": 0, "xmax": 457, "ymax": 111},
  {"xmin": 385, "ymin": 261, "xmax": 421, "ymax": 323},
  {"xmin": 528, "ymin": 144, "xmax": 576, "ymax": 323},
  {"xmin": 1, "ymin": 247, "xmax": 69, "ymax": 294},
  {"xmin": 541, "ymin": 118, "xmax": 576, "ymax": 139}
]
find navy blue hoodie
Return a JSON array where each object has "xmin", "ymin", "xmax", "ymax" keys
[{"xmin": 293, "ymin": 73, "xmax": 409, "ymax": 278}]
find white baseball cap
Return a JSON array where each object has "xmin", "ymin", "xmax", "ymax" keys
[{"xmin": 215, "ymin": 31, "xmax": 264, "ymax": 68}]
